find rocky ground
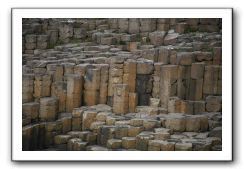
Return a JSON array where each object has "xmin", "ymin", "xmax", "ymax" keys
[{"xmin": 22, "ymin": 18, "xmax": 222, "ymax": 151}]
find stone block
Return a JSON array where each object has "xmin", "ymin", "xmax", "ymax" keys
[
  {"xmin": 143, "ymin": 119, "xmax": 159, "ymax": 131},
  {"xmin": 128, "ymin": 93, "xmax": 138, "ymax": 113},
  {"xmin": 193, "ymin": 101, "xmax": 206, "ymax": 114},
  {"xmin": 175, "ymin": 142, "xmax": 193, "ymax": 151},
  {"xmin": 154, "ymin": 132, "xmax": 170, "ymax": 140},
  {"xmin": 194, "ymin": 51, "xmax": 212, "ymax": 62},
  {"xmin": 22, "ymin": 102, "xmax": 39, "ymax": 122},
  {"xmin": 149, "ymin": 98, "xmax": 160, "ymax": 107},
  {"xmin": 39, "ymin": 97, "xmax": 58, "ymax": 122},
  {"xmin": 84, "ymin": 90, "xmax": 99, "ymax": 106},
  {"xmin": 140, "ymin": 19, "xmax": 156, "ymax": 32},
  {"xmin": 158, "ymin": 46, "xmax": 170, "ymax": 64},
  {"xmin": 22, "ymin": 74, "xmax": 34, "ymax": 103},
  {"xmin": 128, "ymin": 126, "xmax": 143, "ymax": 137},
  {"xmin": 164, "ymin": 33, "xmax": 179, "ymax": 45},
  {"xmin": 213, "ymin": 47, "xmax": 222, "ymax": 65},
  {"xmin": 160, "ymin": 141, "xmax": 175, "ymax": 151},
  {"xmin": 34, "ymin": 74, "xmax": 52, "ymax": 98},
  {"xmin": 160, "ymin": 65, "xmax": 178, "ymax": 109},
  {"xmin": 175, "ymin": 23, "xmax": 188, "ymax": 34},
  {"xmin": 51, "ymin": 81, "xmax": 67, "ymax": 112},
  {"xmin": 175, "ymin": 100, "xmax": 193, "ymax": 114},
  {"xmin": 82, "ymin": 110, "xmax": 97, "ymax": 130},
  {"xmin": 66, "ymin": 74, "xmax": 83, "ymax": 112},
  {"xmin": 130, "ymin": 118, "xmax": 144, "ymax": 127},
  {"xmin": 115, "ymin": 126, "xmax": 129, "ymax": 139},
  {"xmin": 25, "ymin": 34, "xmax": 36, "ymax": 43},
  {"xmin": 149, "ymin": 31, "xmax": 166, "ymax": 46},
  {"xmin": 189, "ymin": 79, "xmax": 203, "ymax": 101},
  {"xmin": 168, "ymin": 97, "xmax": 180, "ymax": 113},
  {"xmin": 165, "ymin": 114, "xmax": 186, "ymax": 132},
  {"xmin": 59, "ymin": 116, "xmax": 72, "ymax": 133},
  {"xmin": 136, "ymin": 60, "xmax": 154, "ymax": 75},
  {"xmin": 176, "ymin": 52, "xmax": 194, "ymax": 65},
  {"xmin": 128, "ymin": 18, "xmax": 140, "ymax": 34},
  {"xmin": 113, "ymin": 84, "xmax": 129, "ymax": 114},
  {"xmin": 148, "ymin": 140, "xmax": 164, "ymax": 151},
  {"xmin": 206, "ymin": 96, "xmax": 222, "ymax": 112},
  {"xmin": 185, "ymin": 116, "xmax": 201, "ymax": 132},
  {"xmin": 118, "ymin": 18, "xmax": 129, "ymax": 33},
  {"xmin": 47, "ymin": 64, "xmax": 64, "ymax": 82},
  {"xmin": 54, "ymin": 135, "xmax": 71, "ymax": 145},
  {"xmin": 97, "ymin": 125, "xmax": 116, "ymax": 146},
  {"xmin": 107, "ymin": 139, "xmax": 122, "ymax": 149},
  {"xmin": 191, "ymin": 62, "xmax": 205, "ymax": 79},
  {"xmin": 136, "ymin": 133, "xmax": 154, "ymax": 150},
  {"xmin": 122, "ymin": 137, "xmax": 136, "ymax": 149}
]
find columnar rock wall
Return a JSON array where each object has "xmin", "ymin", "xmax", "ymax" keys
[{"xmin": 22, "ymin": 18, "xmax": 222, "ymax": 151}]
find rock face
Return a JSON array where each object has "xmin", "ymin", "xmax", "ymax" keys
[{"xmin": 22, "ymin": 18, "xmax": 222, "ymax": 151}]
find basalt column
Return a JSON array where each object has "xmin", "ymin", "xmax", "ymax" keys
[
  {"xmin": 107, "ymin": 58, "xmax": 124, "ymax": 106},
  {"xmin": 22, "ymin": 74, "xmax": 34, "ymax": 103},
  {"xmin": 113, "ymin": 84, "xmax": 129, "ymax": 114},
  {"xmin": 66, "ymin": 74, "xmax": 83, "ymax": 112},
  {"xmin": 136, "ymin": 60, "xmax": 154, "ymax": 105},
  {"xmin": 123, "ymin": 60, "xmax": 137, "ymax": 112},
  {"xmin": 160, "ymin": 65, "xmax": 178, "ymax": 110},
  {"xmin": 84, "ymin": 68, "xmax": 100, "ymax": 106}
]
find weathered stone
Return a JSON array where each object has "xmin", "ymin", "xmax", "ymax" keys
[
  {"xmin": 191, "ymin": 62, "xmax": 205, "ymax": 79},
  {"xmin": 128, "ymin": 126, "xmax": 143, "ymax": 137},
  {"xmin": 136, "ymin": 133, "xmax": 154, "ymax": 150},
  {"xmin": 22, "ymin": 102, "xmax": 39, "ymax": 122},
  {"xmin": 143, "ymin": 119, "xmax": 159, "ymax": 131},
  {"xmin": 54, "ymin": 135, "xmax": 71, "ymax": 145},
  {"xmin": 148, "ymin": 140, "xmax": 164, "ymax": 151},
  {"xmin": 59, "ymin": 116, "xmax": 72, "ymax": 133},
  {"xmin": 154, "ymin": 132, "xmax": 170, "ymax": 140},
  {"xmin": 209, "ymin": 127, "xmax": 222, "ymax": 138},
  {"xmin": 165, "ymin": 114, "xmax": 186, "ymax": 132},
  {"xmin": 128, "ymin": 93, "xmax": 138, "ymax": 113},
  {"xmin": 185, "ymin": 116, "xmax": 201, "ymax": 132},
  {"xmin": 22, "ymin": 74, "xmax": 34, "ymax": 103},
  {"xmin": 164, "ymin": 33, "xmax": 178, "ymax": 45},
  {"xmin": 66, "ymin": 74, "xmax": 83, "ymax": 112},
  {"xmin": 128, "ymin": 18, "xmax": 140, "ymax": 34},
  {"xmin": 149, "ymin": 31, "xmax": 166, "ymax": 46},
  {"xmin": 175, "ymin": 100, "xmax": 193, "ymax": 114},
  {"xmin": 130, "ymin": 118, "xmax": 144, "ymax": 127},
  {"xmin": 122, "ymin": 137, "xmax": 136, "ymax": 149},
  {"xmin": 39, "ymin": 97, "xmax": 58, "ymax": 122},
  {"xmin": 160, "ymin": 65, "xmax": 178, "ymax": 109},
  {"xmin": 213, "ymin": 47, "xmax": 222, "ymax": 65},
  {"xmin": 175, "ymin": 142, "xmax": 192, "ymax": 151},
  {"xmin": 107, "ymin": 139, "xmax": 122, "ymax": 149},
  {"xmin": 34, "ymin": 74, "xmax": 52, "ymax": 98},
  {"xmin": 51, "ymin": 81, "xmax": 67, "ymax": 112},
  {"xmin": 82, "ymin": 110, "xmax": 97, "ymax": 130},
  {"xmin": 158, "ymin": 46, "xmax": 170, "ymax": 64},
  {"xmin": 113, "ymin": 84, "xmax": 129, "ymax": 114},
  {"xmin": 177, "ymin": 52, "xmax": 194, "ymax": 65},
  {"xmin": 136, "ymin": 60, "xmax": 154, "ymax": 75},
  {"xmin": 97, "ymin": 125, "xmax": 116, "ymax": 146},
  {"xmin": 160, "ymin": 141, "xmax": 175, "ymax": 151},
  {"xmin": 206, "ymin": 96, "xmax": 222, "ymax": 112}
]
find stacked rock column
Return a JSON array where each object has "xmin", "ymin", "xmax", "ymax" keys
[
  {"xmin": 84, "ymin": 68, "xmax": 100, "ymax": 106},
  {"xmin": 66, "ymin": 74, "xmax": 83, "ymax": 112},
  {"xmin": 136, "ymin": 60, "xmax": 154, "ymax": 105},
  {"xmin": 123, "ymin": 60, "xmax": 137, "ymax": 112}
]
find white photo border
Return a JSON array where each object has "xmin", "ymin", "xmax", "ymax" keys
[{"xmin": 12, "ymin": 8, "xmax": 233, "ymax": 161}]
